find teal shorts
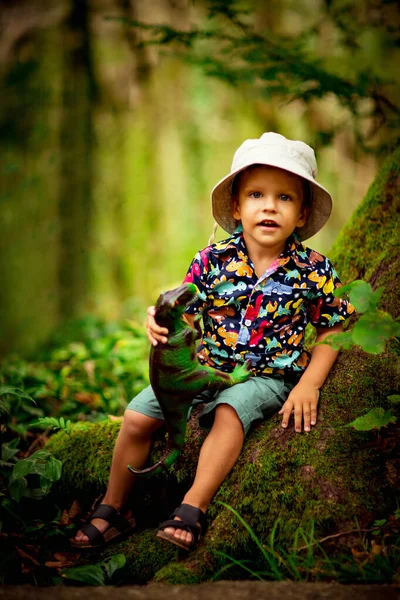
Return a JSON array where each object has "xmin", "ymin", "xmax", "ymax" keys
[{"xmin": 126, "ymin": 375, "xmax": 296, "ymax": 436}]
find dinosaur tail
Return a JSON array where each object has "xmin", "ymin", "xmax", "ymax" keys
[{"xmin": 127, "ymin": 447, "xmax": 181, "ymax": 477}]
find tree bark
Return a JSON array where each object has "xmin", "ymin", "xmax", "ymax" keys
[{"xmin": 58, "ymin": 0, "xmax": 97, "ymax": 318}]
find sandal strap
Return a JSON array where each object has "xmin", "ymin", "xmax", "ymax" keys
[
  {"xmin": 158, "ymin": 519, "xmax": 194, "ymax": 535},
  {"xmin": 80, "ymin": 522, "xmax": 105, "ymax": 546},
  {"xmin": 158, "ymin": 519, "xmax": 201, "ymax": 545},
  {"xmin": 89, "ymin": 504, "xmax": 131, "ymax": 532},
  {"xmin": 158, "ymin": 503, "xmax": 207, "ymax": 544},
  {"xmin": 172, "ymin": 503, "xmax": 207, "ymax": 531}
]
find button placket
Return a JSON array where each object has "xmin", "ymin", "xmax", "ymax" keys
[
  {"xmin": 235, "ymin": 283, "xmax": 256, "ymax": 350},
  {"xmin": 236, "ymin": 261, "xmax": 283, "ymax": 352},
  {"xmin": 231, "ymin": 251, "xmax": 282, "ymax": 355}
]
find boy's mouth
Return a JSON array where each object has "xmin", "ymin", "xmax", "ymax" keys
[{"xmin": 257, "ymin": 219, "xmax": 279, "ymax": 228}]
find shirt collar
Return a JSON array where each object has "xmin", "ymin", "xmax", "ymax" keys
[
  {"xmin": 210, "ymin": 225, "xmax": 245, "ymax": 256},
  {"xmin": 283, "ymin": 233, "xmax": 315, "ymax": 272},
  {"xmin": 211, "ymin": 228, "xmax": 314, "ymax": 271}
]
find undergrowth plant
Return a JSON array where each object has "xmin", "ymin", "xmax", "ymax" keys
[
  {"xmin": 214, "ymin": 502, "xmax": 400, "ymax": 584},
  {"xmin": 58, "ymin": 554, "xmax": 126, "ymax": 586},
  {"xmin": 30, "ymin": 417, "xmax": 72, "ymax": 436},
  {"xmin": 322, "ymin": 280, "xmax": 399, "ymax": 431},
  {"xmin": 0, "ymin": 314, "xmax": 150, "ymax": 583},
  {"xmin": 323, "ymin": 280, "xmax": 399, "ymax": 355},
  {"xmin": 0, "ymin": 315, "xmax": 149, "ymax": 435},
  {"xmin": 0, "ymin": 387, "xmax": 62, "ymax": 533}
]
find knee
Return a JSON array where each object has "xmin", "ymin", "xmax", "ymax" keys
[{"xmin": 121, "ymin": 410, "xmax": 163, "ymax": 439}]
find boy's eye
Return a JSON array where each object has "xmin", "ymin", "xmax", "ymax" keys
[
  {"xmin": 250, "ymin": 191, "xmax": 262, "ymax": 198},
  {"xmin": 279, "ymin": 194, "xmax": 291, "ymax": 201}
]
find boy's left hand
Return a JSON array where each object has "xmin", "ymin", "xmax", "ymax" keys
[{"xmin": 278, "ymin": 381, "xmax": 319, "ymax": 433}]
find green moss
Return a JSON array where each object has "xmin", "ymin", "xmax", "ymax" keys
[
  {"xmin": 102, "ymin": 529, "xmax": 178, "ymax": 584},
  {"xmin": 329, "ymin": 147, "xmax": 400, "ymax": 316},
  {"xmin": 46, "ymin": 420, "xmax": 121, "ymax": 495},
  {"xmin": 153, "ymin": 562, "xmax": 205, "ymax": 585}
]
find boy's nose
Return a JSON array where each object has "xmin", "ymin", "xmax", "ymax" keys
[{"xmin": 262, "ymin": 195, "xmax": 277, "ymax": 211}]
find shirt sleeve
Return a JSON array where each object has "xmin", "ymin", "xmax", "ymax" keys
[
  {"xmin": 308, "ymin": 258, "xmax": 355, "ymax": 327},
  {"xmin": 182, "ymin": 248, "xmax": 210, "ymax": 315}
]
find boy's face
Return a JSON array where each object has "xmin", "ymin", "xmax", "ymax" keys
[{"xmin": 232, "ymin": 165, "xmax": 307, "ymax": 255}]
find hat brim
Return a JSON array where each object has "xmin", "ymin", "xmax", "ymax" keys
[{"xmin": 211, "ymin": 157, "xmax": 332, "ymax": 241}]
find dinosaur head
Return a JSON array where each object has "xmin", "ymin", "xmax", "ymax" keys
[{"xmin": 154, "ymin": 283, "xmax": 197, "ymax": 327}]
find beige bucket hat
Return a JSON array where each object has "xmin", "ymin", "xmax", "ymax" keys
[{"xmin": 211, "ymin": 132, "xmax": 332, "ymax": 240}]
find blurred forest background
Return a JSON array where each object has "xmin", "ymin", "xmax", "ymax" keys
[{"xmin": 1, "ymin": 0, "xmax": 399, "ymax": 357}]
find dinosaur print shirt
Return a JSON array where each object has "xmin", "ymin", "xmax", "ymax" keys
[{"xmin": 183, "ymin": 229, "xmax": 355, "ymax": 377}]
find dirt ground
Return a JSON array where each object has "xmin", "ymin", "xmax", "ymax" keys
[{"xmin": 1, "ymin": 581, "xmax": 399, "ymax": 600}]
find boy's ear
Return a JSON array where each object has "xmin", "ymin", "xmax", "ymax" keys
[
  {"xmin": 297, "ymin": 205, "xmax": 309, "ymax": 228},
  {"xmin": 232, "ymin": 198, "xmax": 241, "ymax": 220}
]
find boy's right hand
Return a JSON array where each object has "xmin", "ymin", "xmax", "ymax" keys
[{"xmin": 145, "ymin": 306, "xmax": 169, "ymax": 346}]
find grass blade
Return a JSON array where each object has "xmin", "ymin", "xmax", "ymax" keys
[
  {"xmin": 217, "ymin": 501, "xmax": 282, "ymax": 580},
  {"xmin": 213, "ymin": 551, "xmax": 268, "ymax": 581}
]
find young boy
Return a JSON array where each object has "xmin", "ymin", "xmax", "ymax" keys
[{"xmin": 73, "ymin": 132, "xmax": 354, "ymax": 552}]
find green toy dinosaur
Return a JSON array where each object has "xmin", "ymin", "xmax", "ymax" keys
[{"xmin": 128, "ymin": 283, "xmax": 252, "ymax": 477}]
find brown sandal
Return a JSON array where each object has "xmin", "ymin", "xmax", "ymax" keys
[
  {"xmin": 70, "ymin": 504, "xmax": 136, "ymax": 549},
  {"xmin": 156, "ymin": 503, "xmax": 206, "ymax": 551}
]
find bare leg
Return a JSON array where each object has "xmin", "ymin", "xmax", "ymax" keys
[
  {"xmin": 75, "ymin": 410, "xmax": 163, "ymax": 543},
  {"xmin": 162, "ymin": 403, "xmax": 244, "ymax": 545}
]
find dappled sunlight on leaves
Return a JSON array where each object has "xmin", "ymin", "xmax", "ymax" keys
[{"xmin": 348, "ymin": 408, "xmax": 397, "ymax": 432}]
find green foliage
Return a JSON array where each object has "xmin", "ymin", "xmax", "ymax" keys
[
  {"xmin": 212, "ymin": 502, "xmax": 400, "ymax": 584},
  {"xmin": 340, "ymin": 280, "xmax": 382, "ymax": 313},
  {"xmin": 0, "ymin": 314, "xmax": 149, "ymax": 577},
  {"xmin": 118, "ymin": 0, "xmax": 400, "ymax": 151},
  {"xmin": 8, "ymin": 449, "xmax": 62, "ymax": 502},
  {"xmin": 60, "ymin": 554, "xmax": 126, "ymax": 586},
  {"xmin": 347, "ymin": 408, "xmax": 396, "ymax": 432},
  {"xmin": 322, "ymin": 280, "xmax": 400, "ymax": 354},
  {"xmin": 30, "ymin": 416, "xmax": 72, "ymax": 435},
  {"xmin": 1, "ymin": 438, "xmax": 19, "ymax": 465},
  {"xmin": 1, "ymin": 389, "xmax": 60, "ymax": 512},
  {"xmin": 0, "ymin": 385, "xmax": 36, "ymax": 426},
  {"xmin": 322, "ymin": 280, "xmax": 399, "ymax": 433},
  {"xmin": 0, "ymin": 315, "xmax": 148, "ymax": 549},
  {"xmin": 0, "ymin": 315, "xmax": 149, "ymax": 435},
  {"xmin": 387, "ymin": 395, "xmax": 400, "ymax": 404},
  {"xmin": 213, "ymin": 502, "xmax": 284, "ymax": 580},
  {"xmin": 0, "ymin": 390, "xmax": 63, "ymax": 538}
]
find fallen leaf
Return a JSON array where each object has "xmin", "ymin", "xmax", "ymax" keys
[
  {"xmin": 371, "ymin": 543, "xmax": 385, "ymax": 557},
  {"xmin": 53, "ymin": 551, "xmax": 80, "ymax": 563},
  {"xmin": 16, "ymin": 547, "xmax": 40, "ymax": 565},
  {"xmin": 59, "ymin": 500, "xmax": 82, "ymax": 525},
  {"xmin": 68, "ymin": 500, "xmax": 81, "ymax": 520},
  {"xmin": 59, "ymin": 509, "xmax": 70, "ymax": 526},
  {"xmin": 350, "ymin": 547, "xmax": 369, "ymax": 564},
  {"xmin": 21, "ymin": 564, "xmax": 34, "ymax": 574}
]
